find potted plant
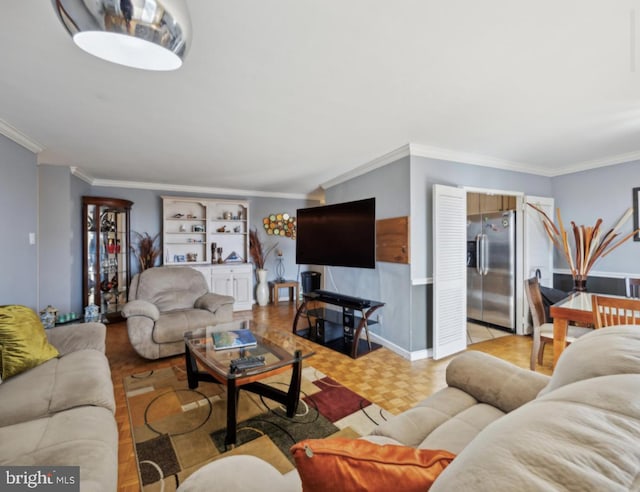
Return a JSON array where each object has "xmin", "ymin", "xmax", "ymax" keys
[
  {"xmin": 527, "ymin": 204, "xmax": 639, "ymax": 291},
  {"xmin": 249, "ymin": 228, "xmax": 278, "ymax": 306}
]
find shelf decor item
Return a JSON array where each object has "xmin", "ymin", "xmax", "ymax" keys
[
  {"xmin": 84, "ymin": 304, "xmax": 100, "ymax": 323},
  {"xmin": 216, "ymin": 247, "xmax": 223, "ymax": 264},
  {"xmin": 528, "ymin": 204, "xmax": 639, "ymax": 291},
  {"xmin": 39, "ymin": 305, "xmax": 57, "ymax": 329}
]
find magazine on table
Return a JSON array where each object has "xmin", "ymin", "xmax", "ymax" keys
[{"xmin": 212, "ymin": 329, "xmax": 257, "ymax": 350}]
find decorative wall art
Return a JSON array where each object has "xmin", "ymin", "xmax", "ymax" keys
[{"xmin": 263, "ymin": 213, "xmax": 296, "ymax": 239}]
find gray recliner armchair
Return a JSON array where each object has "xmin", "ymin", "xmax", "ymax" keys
[{"xmin": 122, "ymin": 266, "xmax": 234, "ymax": 359}]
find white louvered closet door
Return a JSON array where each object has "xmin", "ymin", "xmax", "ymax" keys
[{"xmin": 432, "ymin": 184, "xmax": 467, "ymax": 360}]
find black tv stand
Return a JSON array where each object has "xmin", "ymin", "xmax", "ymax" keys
[{"xmin": 292, "ymin": 290, "xmax": 384, "ymax": 358}]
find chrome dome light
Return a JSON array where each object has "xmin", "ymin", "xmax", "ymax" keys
[{"xmin": 52, "ymin": 0, "xmax": 191, "ymax": 71}]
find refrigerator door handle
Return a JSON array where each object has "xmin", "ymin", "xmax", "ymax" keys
[
  {"xmin": 475, "ymin": 235, "xmax": 482, "ymax": 274},
  {"xmin": 482, "ymin": 234, "xmax": 489, "ymax": 276}
]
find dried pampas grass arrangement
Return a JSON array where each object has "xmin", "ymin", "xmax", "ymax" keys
[
  {"xmin": 527, "ymin": 204, "xmax": 639, "ymax": 282},
  {"xmin": 249, "ymin": 228, "xmax": 277, "ymax": 270},
  {"xmin": 131, "ymin": 231, "xmax": 161, "ymax": 271}
]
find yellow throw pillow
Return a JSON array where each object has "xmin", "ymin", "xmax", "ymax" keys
[
  {"xmin": 291, "ymin": 438, "xmax": 456, "ymax": 492},
  {"xmin": 0, "ymin": 305, "xmax": 59, "ymax": 380}
]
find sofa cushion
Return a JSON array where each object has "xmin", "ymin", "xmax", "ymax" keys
[
  {"xmin": 0, "ymin": 406, "xmax": 118, "ymax": 492},
  {"xmin": 45, "ymin": 322, "xmax": 106, "ymax": 356},
  {"xmin": 0, "ymin": 349, "xmax": 115, "ymax": 427},
  {"xmin": 446, "ymin": 351, "xmax": 549, "ymax": 412},
  {"xmin": 291, "ymin": 438, "xmax": 455, "ymax": 492},
  {"xmin": 418, "ymin": 403, "xmax": 504, "ymax": 454},
  {"xmin": 369, "ymin": 387, "xmax": 477, "ymax": 448},
  {"xmin": 0, "ymin": 305, "xmax": 59, "ymax": 380},
  {"xmin": 178, "ymin": 455, "xmax": 301, "ymax": 492},
  {"xmin": 153, "ymin": 309, "xmax": 219, "ymax": 344},
  {"xmin": 431, "ymin": 374, "xmax": 640, "ymax": 492},
  {"xmin": 538, "ymin": 325, "xmax": 640, "ymax": 397}
]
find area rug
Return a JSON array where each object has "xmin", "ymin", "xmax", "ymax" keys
[{"xmin": 124, "ymin": 365, "xmax": 394, "ymax": 491}]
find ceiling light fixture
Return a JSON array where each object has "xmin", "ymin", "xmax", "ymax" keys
[{"xmin": 52, "ymin": 0, "xmax": 192, "ymax": 71}]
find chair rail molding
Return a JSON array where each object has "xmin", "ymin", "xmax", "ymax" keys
[{"xmin": 554, "ymin": 268, "xmax": 639, "ymax": 279}]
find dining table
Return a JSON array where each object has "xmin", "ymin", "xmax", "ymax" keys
[{"xmin": 549, "ymin": 292, "xmax": 596, "ymax": 367}]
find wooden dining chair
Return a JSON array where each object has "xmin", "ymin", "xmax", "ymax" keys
[
  {"xmin": 524, "ymin": 277, "xmax": 591, "ymax": 370},
  {"xmin": 591, "ymin": 295, "xmax": 640, "ymax": 328},
  {"xmin": 625, "ymin": 277, "xmax": 640, "ymax": 298}
]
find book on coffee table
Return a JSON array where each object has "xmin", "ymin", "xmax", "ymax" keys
[{"xmin": 212, "ymin": 329, "xmax": 258, "ymax": 350}]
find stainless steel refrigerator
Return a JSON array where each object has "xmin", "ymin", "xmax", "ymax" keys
[{"xmin": 466, "ymin": 211, "xmax": 516, "ymax": 331}]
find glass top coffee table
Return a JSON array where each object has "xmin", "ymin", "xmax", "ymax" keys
[{"xmin": 184, "ymin": 320, "xmax": 314, "ymax": 449}]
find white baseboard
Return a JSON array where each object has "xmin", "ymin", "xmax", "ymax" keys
[{"xmin": 367, "ymin": 332, "xmax": 431, "ymax": 361}]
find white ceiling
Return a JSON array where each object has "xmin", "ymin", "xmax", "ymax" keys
[{"xmin": 2, "ymin": 1, "xmax": 640, "ymax": 198}]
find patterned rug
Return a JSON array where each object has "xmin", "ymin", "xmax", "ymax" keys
[{"xmin": 124, "ymin": 365, "xmax": 393, "ymax": 491}]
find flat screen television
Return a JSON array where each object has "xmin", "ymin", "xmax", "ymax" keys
[{"xmin": 296, "ymin": 198, "xmax": 376, "ymax": 269}]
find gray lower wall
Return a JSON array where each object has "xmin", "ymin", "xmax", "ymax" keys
[{"xmin": 553, "ymin": 273, "xmax": 628, "ymax": 296}]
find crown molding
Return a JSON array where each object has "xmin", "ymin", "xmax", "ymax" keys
[
  {"xmin": 69, "ymin": 167, "xmax": 321, "ymax": 200},
  {"xmin": 548, "ymin": 150, "xmax": 640, "ymax": 177},
  {"xmin": 69, "ymin": 166, "xmax": 94, "ymax": 184},
  {"xmin": 408, "ymin": 143, "xmax": 545, "ymax": 175},
  {"xmin": 321, "ymin": 144, "xmax": 411, "ymax": 190},
  {"xmin": 320, "ymin": 142, "xmax": 640, "ymax": 191},
  {"xmin": 320, "ymin": 142, "xmax": 544, "ymax": 190},
  {"xmin": 0, "ymin": 118, "xmax": 44, "ymax": 154}
]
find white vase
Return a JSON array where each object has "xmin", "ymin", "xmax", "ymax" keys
[{"xmin": 256, "ymin": 269, "xmax": 269, "ymax": 306}]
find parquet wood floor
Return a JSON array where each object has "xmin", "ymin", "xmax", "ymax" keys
[{"xmin": 107, "ymin": 303, "xmax": 552, "ymax": 490}]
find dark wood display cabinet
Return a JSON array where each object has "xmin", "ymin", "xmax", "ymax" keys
[{"xmin": 82, "ymin": 196, "xmax": 133, "ymax": 323}]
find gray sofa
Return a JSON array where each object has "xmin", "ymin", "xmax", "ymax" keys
[
  {"xmin": 178, "ymin": 325, "xmax": 640, "ymax": 491},
  {"xmin": 122, "ymin": 266, "xmax": 234, "ymax": 359},
  {"xmin": 0, "ymin": 322, "xmax": 117, "ymax": 492}
]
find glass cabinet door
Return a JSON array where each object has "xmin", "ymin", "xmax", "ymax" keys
[{"xmin": 83, "ymin": 196, "xmax": 133, "ymax": 322}]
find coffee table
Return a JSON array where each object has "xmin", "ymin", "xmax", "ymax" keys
[{"xmin": 184, "ymin": 320, "xmax": 314, "ymax": 448}]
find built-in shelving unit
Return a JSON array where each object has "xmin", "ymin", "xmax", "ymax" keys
[{"xmin": 162, "ymin": 196, "xmax": 252, "ymax": 311}]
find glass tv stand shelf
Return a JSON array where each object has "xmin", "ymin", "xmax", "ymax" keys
[{"xmin": 292, "ymin": 289, "xmax": 384, "ymax": 358}]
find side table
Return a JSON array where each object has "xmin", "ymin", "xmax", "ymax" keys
[{"xmin": 269, "ymin": 280, "xmax": 299, "ymax": 306}]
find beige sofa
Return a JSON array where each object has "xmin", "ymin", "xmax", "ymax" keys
[
  {"xmin": 122, "ymin": 266, "xmax": 234, "ymax": 359},
  {"xmin": 178, "ymin": 325, "xmax": 640, "ymax": 491},
  {"xmin": 0, "ymin": 321, "xmax": 117, "ymax": 491}
]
